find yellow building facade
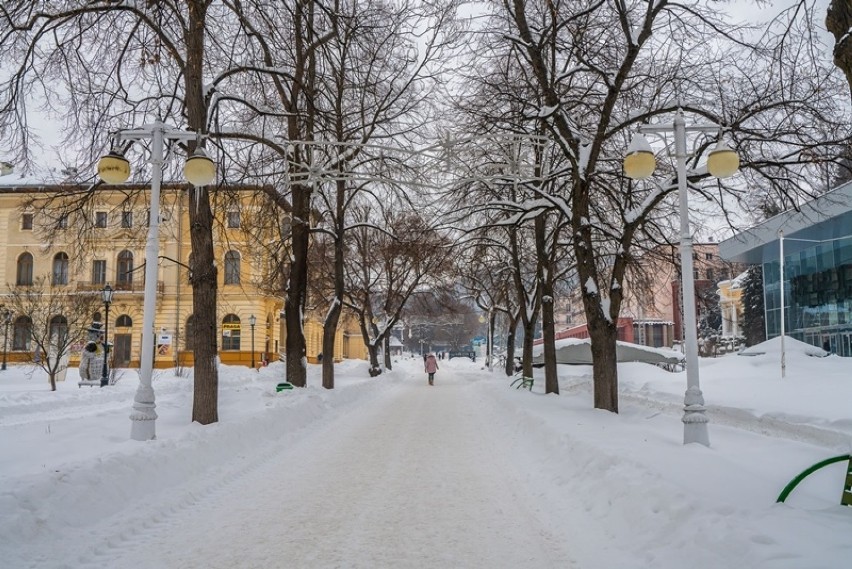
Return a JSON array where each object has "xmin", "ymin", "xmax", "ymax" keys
[{"xmin": 0, "ymin": 180, "xmax": 366, "ymax": 369}]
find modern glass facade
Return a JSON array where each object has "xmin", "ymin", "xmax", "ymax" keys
[
  {"xmin": 763, "ymin": 236, "xmax": 852, "ymax": 356},
  {"xmin": 719, "ymin": 182, "xmax": 852, "ymax": 357}
]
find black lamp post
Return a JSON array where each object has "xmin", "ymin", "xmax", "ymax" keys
[
  {"xmin": 100, "ymin": 284, "xmax": 114, "ymax": 387},
  {"xmin": 1, "ymin": 309, "xmax": 11, "ymax": 371},
  {"xmin": 249, "ymin": 314, "xmax": 257, "ymax": 370}
]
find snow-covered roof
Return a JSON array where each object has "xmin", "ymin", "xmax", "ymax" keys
[{"xmin": 0, "ymin": 168, "xmax": 87, "ymax": 188}]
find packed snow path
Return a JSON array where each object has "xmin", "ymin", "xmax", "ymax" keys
[{"xmin": 73, "ymin": 374, "xmax": 577, "ymax": 568}]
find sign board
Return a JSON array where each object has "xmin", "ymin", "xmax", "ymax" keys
[{"xmin": 157, "ymin": 334, "xmax": 172, "ymax": 357}]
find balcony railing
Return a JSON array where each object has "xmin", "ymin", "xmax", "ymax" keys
[{"xmin": 76, "ymin": 280, "xmax": 165, "ymax": 294}]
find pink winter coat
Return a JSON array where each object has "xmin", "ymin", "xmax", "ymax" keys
[{"xmin": 425, "ymin": 354, "xmax": 439, "ymax": 373}]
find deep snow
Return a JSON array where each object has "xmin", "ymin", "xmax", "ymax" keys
[{"xmin": 1, "ymin": 341, "xmax": 850, "ymax": 568}]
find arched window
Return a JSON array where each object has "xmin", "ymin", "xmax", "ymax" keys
[
  {"xmin": 49, "ymin": 315, "xmax": 68, "ymax": 344},
  {"xmin": 52, "ymin": 252, "xmax": 69, "ymax": 285},
  {"xmin": 16, "ymin": 252, "xmax": 34, "ymax": 286},
  {"xmin": 12, "ymin": 316, "xmax": 32, "ymax": 351},
  {"xmin": 224, "ymin": 251, "xmax": 240, "ymax": 285},
  {"xmin": 221, "ymin": 314, "xmax": 241, "ymax": 350},
  {"xmin": 181, "ymin": 314, "xmax": 194, "ymax": 350},
  {"xmin": 117, "ymin": 250, "xmax": 134, "ymax": 285},
  {"xmin": 116, "ymin": 315, "xmax": 132, "ymax": 327}
]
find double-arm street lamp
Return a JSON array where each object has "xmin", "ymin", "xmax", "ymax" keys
[
  {"xmin": 249, "ymin": 314, "xmax": 257, "ymax": 370},
  {"xmin": 100, "ymin": 284, "xmax": 114, "ymax": 387},
  {"xmin": 98, "ymin": 121, "xmax": 215, "ymax": 441},
  {"xmin": 624, "ymin": 108, "xmax": 739, "ymax": 446}
]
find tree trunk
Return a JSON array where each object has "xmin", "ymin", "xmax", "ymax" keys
[
  {"xmin": 383, "ymin": 336, "xmax": 392, "ymax": 371},
  {"xmin": 521, "ymin": 319, "xmax": 536, "ymax": 380},
  {"xmin": 827, "ymin": 1, "xmax": 852, "ymax": 97},
  {"xmin": 189, "ymin": 187, "xmax": 219, "ymax": 424},
  {"xmin": 187, "ymin": 0, "xmax": 219, "ymax": 424},
  {"xmin": 49, "ymin": 373, "xmax": 57, "ymax": 392},
  {"xmin": 322, "ymin": 179, "xmax": 347, "ymax": 390},
  {"xmin": 504, "ymin": 313, "xmax": 518, "ymax": 376},
  {"xmin": 587, "ymin": 316, "xmax": 619, "ymax": 413},
  {"xmin": 541, "ymin": 291, "xmax": 558, "ymax": 394},
  {"xmin": 286, "ymin": 183, "xmax": 311, "ymax": 388},
  {"xmin": 536, "ymin": 216, "xmax": 559, "ymax": 394},
  {"xmin": 367, "ymin": 343, "xmax": 381, "ymax": 376},
  {"xmin": 321, "ymin": 304, "xmax": 340, "ymax": 390}
]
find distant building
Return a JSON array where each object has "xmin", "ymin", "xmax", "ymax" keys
[
  {"xmin": 0, "ymin": 175, "xmax": 367, "ymax": 369},
  {"xmin": 719, "ymin": 182, "xmax": 852, "ymax": 356},
  {"xmin": 717, "ymin": 271, "xmax": 748, "ymax": 339}
]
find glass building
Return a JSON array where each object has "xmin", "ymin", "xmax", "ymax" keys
[{"xmin": 719, "ymin": 183, "xmax": 852, "ymax": 356}]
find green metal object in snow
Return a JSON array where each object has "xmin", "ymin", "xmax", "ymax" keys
[
  {"xmin": 275, "ymin": 382, "xmax": 294, "ymax": 392},
  {"xmin": 776, "ymin": 454, "xmax": 852, "ymax": 505}
]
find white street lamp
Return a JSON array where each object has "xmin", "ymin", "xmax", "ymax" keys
[
  {"xmin": 624, "ymin": 109, "xmax": 739, "ymax": 446},
  {"xmin": 97, "ymin": 121, "xmax": 216, "ymax": 441}
]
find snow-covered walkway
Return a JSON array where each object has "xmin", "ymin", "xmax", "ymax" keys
[
  {"xmin": 57, "ymin": 372, "xmax": 576, "ymax": 569},
  {"xmin": 3, "ymin": 352, "xmax": 851, "ymax": 569}
]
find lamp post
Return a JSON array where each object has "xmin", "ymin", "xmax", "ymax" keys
[
  {"xmin": 624, "ymin": 108, "xmax": 739, "ymax": 446},
  {"xmin": 249, "ymin": 314, "xmax": 257, "ymax": 370},
  {"xmin": 98, "ymin": 121, "xmax": 215, "ymax": 441},
  {"xmin": 100, "ymin": 284, "xmax": 114, "ymax": 387},
  {"xmin": 1, "ymin": 308, "xmax": 10, "ymax": 371},
  {"xmin": 487, "ymin": 307, "xmax": 493, "ymax": 372}
]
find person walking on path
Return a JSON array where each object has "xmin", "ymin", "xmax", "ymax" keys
[{"xmin": 425, "ymin": 352, "xmax": 439, "ymax": 385}]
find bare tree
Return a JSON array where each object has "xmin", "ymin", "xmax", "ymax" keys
[
  {"xmin": 5, "ymin": 277, "xmax": 100, "ymax": 391},
  {"xmin": 344, "ymin": 205, "xmax": 454, "ymax": 375},
  {"xmin": 464, "ymin": 0, "xmax": 852, "ymax": 413},
  {"xmin": 0, "ymin": 0, "xmax": 236, "ymax": 423}
]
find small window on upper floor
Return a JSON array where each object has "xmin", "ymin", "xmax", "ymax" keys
[
  {"xmin": 705, "ymin": 252, "xmax": 713, "ymax": 260},
  {"xmin": 227, "ymin": 210, "xmax": 240, "ymax": 229},
  {"xmin": 22, "ymin": 213, "xmax": 33, "ymax": 230},
  {"xmin": 121, "ymin": 211, "xmax": 133, "ymax": 228},
  {"xmin": 95, "ymin": 211, "xmax": 107, "ymax": 228},
  {"xmin": 58, "ymin": 214, "xmax": 68, "ymax": 229}
]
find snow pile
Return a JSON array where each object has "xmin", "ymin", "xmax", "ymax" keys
[{"xmin": 0, "ymin": 352, "xmax": 850, "ymax": 568}]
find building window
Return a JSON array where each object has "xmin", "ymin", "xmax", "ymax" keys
[
  {"xmin": 22, "ymin": 213, "xmax": 33, "ymax": 230},
  {"xmin": 121, "ymin": 211, "xmax": 133, "ymax": 228},
  {"xmin": 706, "ymin": 268, "xmax": 714, "ymax": 282},
  {"xmin": 16, "ymin": 252, "xmax": 34, "ymax": 286},
  {"xmin": 224, "ymin": 251, "xmax": 241, "ymax": 285},
  {"xmin": 49, "ymin": 315, "xmax": 68, "ymax": 344},
  {"xmin": 117, "ymin": 250, "xmax": 134, "ymax": 285},
  {"xmin": 693, "ymin": 269, "xmax": 700, "ymax": 280},
  {"xmin": 52, "ymin": 252, "xmax": 69, "ymax": 285},
  {"xmin": 12, "ymin": 316, "xmax": 32, "ymax": 351},
  {"xmin": 95, "ymin": 211, "xmax": 107, "ymax": 228},
  {"xmin": 705, "ymin": 252, "xmax": 713, "ymax": 260},
  {"xmin": 227, "ymin": 210, "xmax": 240, "ymax": 229},
  {"xmin": 92, "ymin": 260, "xmax": 107, "ymax": 285},
  {"xmin": 116, "ymin": 315, "xmax": 132, "ymax": 327},
  {"xmin": 58, "ymin": 214, "xmax": 68, "ymax": 229},
  {"xmin": 221, "ymin": 314, "xmax": 241, "ymax": 350}
]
